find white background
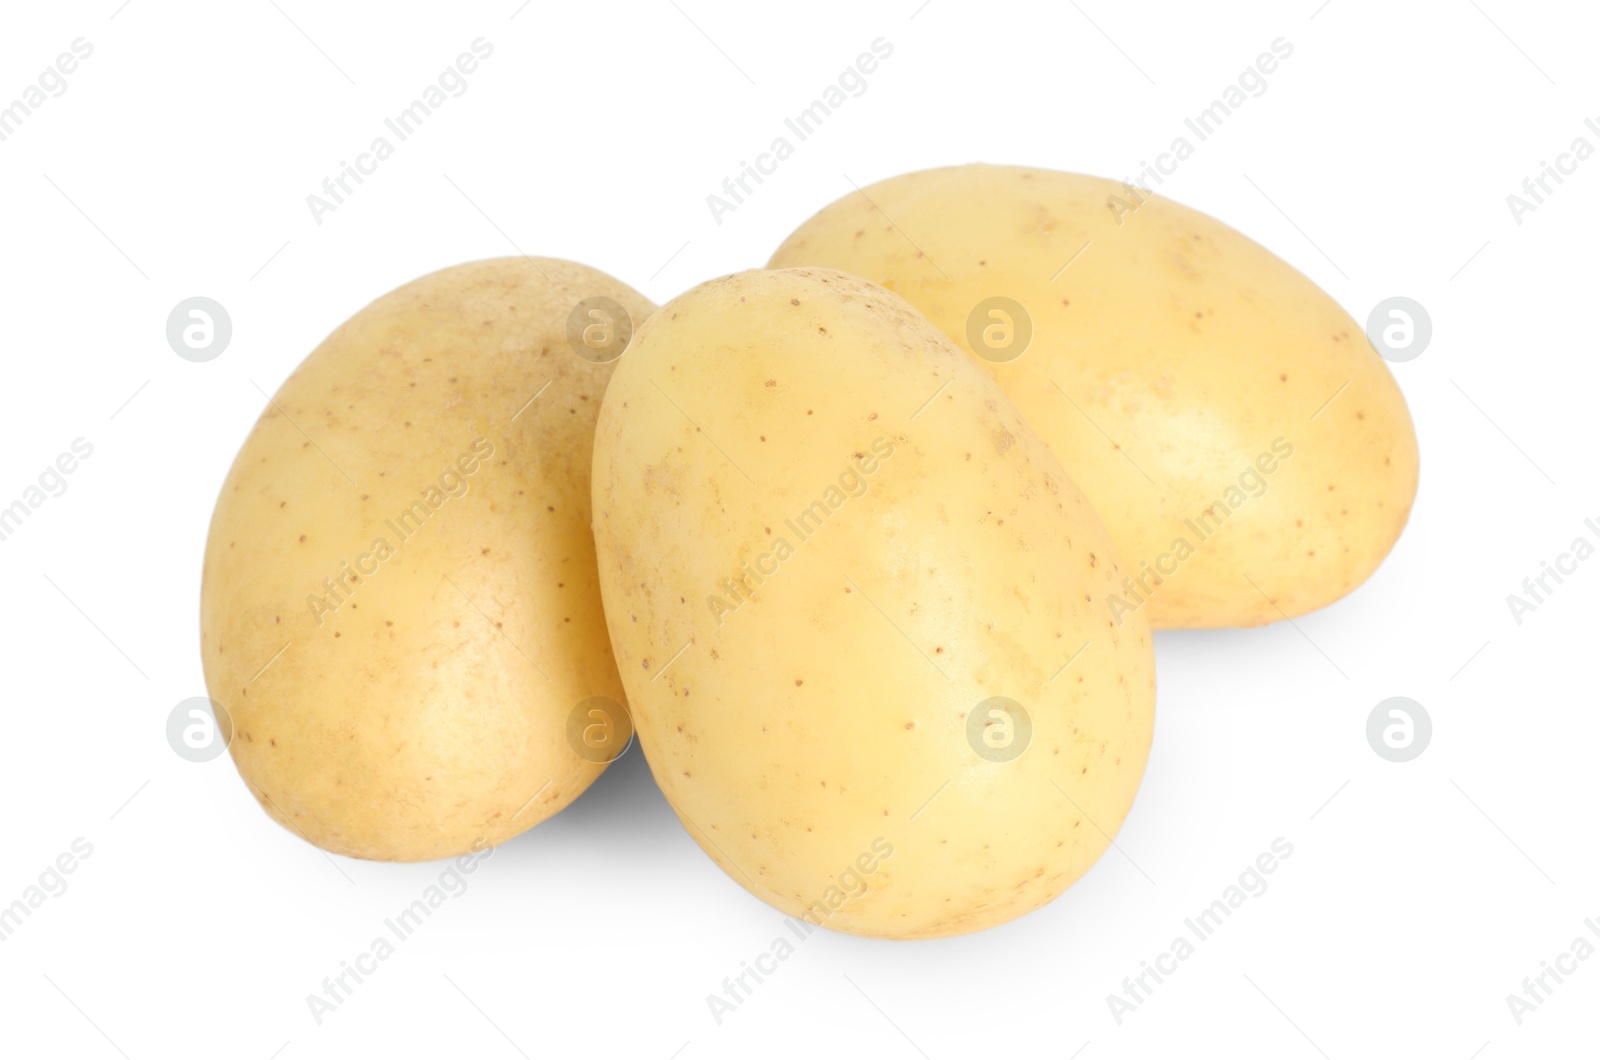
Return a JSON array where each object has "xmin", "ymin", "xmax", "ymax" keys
[{"xmin": 1, "ymin": 1, "xmax": 1594, "ymax": 1056}]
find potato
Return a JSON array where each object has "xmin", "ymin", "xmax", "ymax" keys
[
  {"xmin": 201, "ymin": 257, "xmax": 653, "ymax": 861},
  {"xmin": 770, "ymin": 165, "xmax": 1419, "ymax": 628},
  {"xmin": 591, "ymin": 267, "xmax": 1155, "ymax": 939}
]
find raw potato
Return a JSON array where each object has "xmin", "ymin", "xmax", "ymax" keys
[
  {"xmin": 770, "ymin": 164, "xmax": 1420, "ymax": 628},
  {"xmin": 591, "ymin": 268, "xmax": 1155, "ymax": 939},
  {"xmin": 201, "ymin": 258, "xmax": 654, "ymax": 861}
]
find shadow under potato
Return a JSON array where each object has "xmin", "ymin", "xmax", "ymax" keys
[{"xmin": 500, "ymin": 741, "xmax": 681, "ymax": 855}]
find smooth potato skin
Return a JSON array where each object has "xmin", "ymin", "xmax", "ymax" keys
[
  {"xmin": 770, "ymin": 164, "xmax": 1419, "ymax": 628},
  {"xmin": 201, "ymin": 258, "xmax": 654, "ymax": 861},
  {"xmin": 592, "ymin": 268, "xmax": 1155, "ymax": 938}
]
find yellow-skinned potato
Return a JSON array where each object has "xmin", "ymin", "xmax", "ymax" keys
[
  {"xmin": 770, "ymin": 164, "xmax": 1419, "ymax": 628},
  {"xmin": 591, "ymin": 268, "xmax": 1155, "ymax": 939},
  {"xmin": 201, "ymin": 258, "xmax": 653, "ymax": 861}
]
